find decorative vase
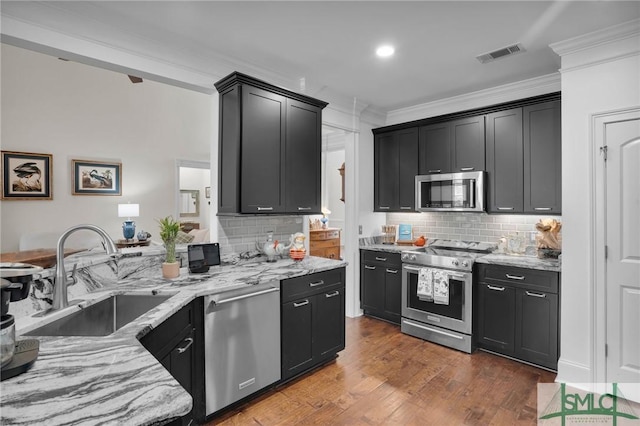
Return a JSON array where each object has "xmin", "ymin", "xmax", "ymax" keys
[{"xmin": 162, "ymin": 262, "xmax": 180, "ymax": 279}]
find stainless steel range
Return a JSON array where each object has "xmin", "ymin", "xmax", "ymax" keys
[{"xmin": 400, "ymin": 240, "xmax": 494, "ymax": 353}]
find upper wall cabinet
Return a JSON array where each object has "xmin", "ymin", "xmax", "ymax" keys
[
  {"xmin": 374, "ymin": 127, "xmax": 419, "ymax": 212},
  {"xmin": 486, "ymin": 100, "xmax": 561, "ymax": 214},
  {"xmin": 418, "ymin": 115, "xmax": 485, "ymax": 174},
  {"xmin": 215, "ymin": 72, "xmax": 328, "ymax": 215}
]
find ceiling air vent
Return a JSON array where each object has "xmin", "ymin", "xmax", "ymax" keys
[{"xmin": 476, "ymin": 43, "xmax": 525, "ymax": 64}]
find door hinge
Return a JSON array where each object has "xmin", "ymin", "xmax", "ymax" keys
[
  {"xmin": 605, "ymin": 245, "xmax": 608, "ymax": 259},
  {"xmin": 605, "ymin": 344, "xmax": 608, "ymax": 357},
  {"xmin": 600, "ymin": 145, "xmax": 608, "ymax": 161}
]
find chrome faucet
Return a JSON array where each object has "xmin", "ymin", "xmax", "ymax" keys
[{"xmin": 52, "ymin": 224, "xmax": 118, "ymax": 310}]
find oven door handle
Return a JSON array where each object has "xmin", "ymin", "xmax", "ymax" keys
[{"xmin": 403, "ymin": 265, "xmax": 468, "ymax": 280}]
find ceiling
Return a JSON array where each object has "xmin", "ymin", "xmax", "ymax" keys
[{"xmin": 2, "ymin": 1, "xmax": 639, "ymax": 113}]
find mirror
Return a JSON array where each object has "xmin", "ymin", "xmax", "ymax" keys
[{"xmin": 180, "ymin": 189, "xmax": 200, "ymax": 217}]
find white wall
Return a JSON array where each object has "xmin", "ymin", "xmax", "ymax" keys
[
  {"xmin": 551, "ymin": 20, "xmax": 640, "ymax": 385},
  {"xmin": 0, "ymin": 44, "xmax": 214, "ymax": 251}
]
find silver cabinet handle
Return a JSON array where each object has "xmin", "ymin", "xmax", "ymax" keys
[
  {"xmin": 506, "ymin": 274, "xmax": 525, "ymax": 280},
  {"xmin": 364, "ymin": 265, "xmax": 376, "ymax": 270},
  {"xmin": 428, "ymin": 169, "xmax": 441, "ymax": 173},
  {"xmin": 257, "ymin": 207, "xmax": 273, "ymax": 211},
  {"xmin": 497, "ymin": 207, "xmax": 514, "ymax": 211},
  {"xmin": 526, "ymin": 291, "xmax": 546, "ymax": 298},
  {"xmin": 177, "ymin": 337, "xmax": 193, "ymax": 354},
  {"xmin": 325, "ymin": 291, "xmax": 340, "ymax": 298},
  {"xmin": 487, "ymin": 285, "xmax": 505, "ymax": 291},
  {"xmin": 534, "ymin": 207, "xmax": 552, "ymax": 211},
  {"xmin": 297, "ymin": 207, "xmax": 312, "ymax": 211},
  {"xmin": 375, "ymin": 257, "xmax": 387, "ymax": 262},
  {"xmin": 400, "ymin": 206, "xmax": 413, "ymax": 210},
  {"xmin": 379, "ymin": 206, "xmax": 390, "ymax": 210},
  {"xmin": 293, "ymin": 300, "xmax": 309, "ymax": 307},
  {"xmin": 309, "ymin": 280, "xmax": 325, "ymax": 287},
  {"xmin": 386, "ymin": 269, "xmax": 398, "ymax": 274},
  {"xmin": 460, "ymin": 167, "xmax": 475, "ymax": 171}
]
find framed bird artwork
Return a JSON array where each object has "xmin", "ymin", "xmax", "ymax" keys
[
  {"xmin": 1, "ymin": 151, "xmax": 53, "ymax": 200},
  {"xmin": 72, "ymin": 159, "xmax": 122, "ymax": 196}
]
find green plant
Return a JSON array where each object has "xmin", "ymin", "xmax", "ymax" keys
[{"xmin": 157, "ymin": 216, "xmax": 180, "ymax": 263}]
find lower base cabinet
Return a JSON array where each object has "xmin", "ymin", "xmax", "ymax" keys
[
  {"xmin": 476, "ymin": 264, "xmax": 559, "ymax": 370},
  {"xmin": 140, "ymin": 298, "xmax": 205, "ymax": 425},
  {"xmin": 281, "ymin": 267, "xmax": 346, "ymax": 381},
  {"xmin": 360, "ymin": 250, "xmax": 402, "ymax": 324}
]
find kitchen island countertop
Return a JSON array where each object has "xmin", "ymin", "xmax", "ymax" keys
[
  {"xmin": 0, "ymin": 253, "xmax": 347, "ymax": 426},
  {"xmin": 476, "ymin": 253, "xmax": 561, "ymax": 272}
]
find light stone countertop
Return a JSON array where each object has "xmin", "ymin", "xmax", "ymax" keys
[
  {"xmin": 0, "ymin": 254, "xmax": 347, "ymax": 426},
  {"xmin": 475, "ymin": 253, "xmax": 561, "ymax": 272}
]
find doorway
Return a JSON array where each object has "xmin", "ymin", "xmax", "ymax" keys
[
  {"xmin": 594, "ymin": 107, "xmax": 640, "ymax": 402},
  {"xmin": 176, "ymin": 159, "xmax": 211, "ymax": 232}
]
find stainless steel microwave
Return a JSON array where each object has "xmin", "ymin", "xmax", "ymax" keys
[{"xmin": 415, "ymin": 171, "xmax": 485, "ymax": 212}]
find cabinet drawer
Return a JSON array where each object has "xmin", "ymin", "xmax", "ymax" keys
[
  {"xmin": 310, "ymin": 229, "xmax": 340, "ymax": 240},
  {"xmin": 140, "ymin": 301, "xmax": 194, "ymax": 358},
  {"xmin": 478, "ymin": 264, "xmax": 559, "ymax": 293},
  {"xmin": 310, "ymin": 246, "xmax": 340, "ymax": 260},
  {"xmin": 282, "ymin": 268, "xmax": 345, "ymax": 302},
  {"xmin": 312, "ymin": 239, "xmax": 340, "ymax": 249},
  {"xmin": 361, "ymin": 250, "xmax": 401, "ymax": 266}
]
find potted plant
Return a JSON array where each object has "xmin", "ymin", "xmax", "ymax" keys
[{"xmin": 157, "ymin": 215, "xmax": 181, "ymax": 278}]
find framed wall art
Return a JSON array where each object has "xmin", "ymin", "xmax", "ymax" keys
[
  {"xmin": 1, "ymin": 151, "xmax": 53, "ymax": 200},
  {"xmin": 72, "ymin": 159, "xmax": 121, "ymax": 195}
]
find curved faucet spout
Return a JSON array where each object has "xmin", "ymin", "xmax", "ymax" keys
[{"xmin": 52, "ymin": 224, "xmax": 118, "ymax": 310}]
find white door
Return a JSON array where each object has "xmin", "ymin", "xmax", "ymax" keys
[{"xmin": 603, "ymin": 111, "xmax": 640, "ymax": 389}]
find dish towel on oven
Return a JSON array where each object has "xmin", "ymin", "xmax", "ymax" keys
[
  {"xmin": 417, "ymin": 268, "xmax": 434, "ymax": 302},
  {"xmin": 433, "ymin": 270, "xmax": 450, "ymax": 305}
]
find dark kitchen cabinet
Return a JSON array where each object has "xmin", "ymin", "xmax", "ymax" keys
[
  {"xmin": 374, "ymin": 127, "xmax": 419, "ymax": 212},
  {"xmin": 419, "ymin": 122, "xmax": 451, "ymax": 174},
  {"xmin": 451, "ymin": 115, "xmax": 486, "ymax": 172},
  {"xmin": 281, "ymin": 268, "xmax": 346, "ymax": 381},
  {"xmin": 486, "ymin": 108, "xmax": 524, "ymax": 213},
  {"xmin": 360, "ymin": 250, "xmax": 402, "ymax": 324},
  {"xmin": 476, "ymin": 264, "xmax": 560, "ymax": 370},
  {"xmin": 523, "ymin": 101, "xmax": 562, "ymax": 214},
  {"xmin": 215, "ymin": 72, "xmax": 327, "ymax": 215},
  {"xmin": 418, "ymin": 116, "xmax": 485, "ymax": 175},
  {"xmin": 140, "ymin": 298, "xmax": 205, "ymax": 425},
  {"xmin": 486, "ymin": 100, "xmax": 561, "ymax": 214}
]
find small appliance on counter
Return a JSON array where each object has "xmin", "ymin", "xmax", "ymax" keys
[
  {"xmin": 187, "ymin": 243, "xmax": 221, "ymax": 273},
  {"xmin": 1, "ymin": 262, "xmax": 42, "ymax": 381}
]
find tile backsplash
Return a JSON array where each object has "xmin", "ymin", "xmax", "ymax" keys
[
  {"xmin": 217, "ymin": 215, "xmax": 304, "ymax": 255},
  {"xmin": 386, "ymin": 212, "xmax": 561, "ymax": 246}
]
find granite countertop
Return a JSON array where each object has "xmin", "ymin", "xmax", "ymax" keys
[
  {"xmin": 475, "ymin": 253, "xmax": 561, "ymax": 272},
  {"xmin": 360, "ymin": 243, "xmax": 413, "ymax": 253},
  {"xmin": 1, "ymin": 254, "xmax": 347, "ymax": 426}
]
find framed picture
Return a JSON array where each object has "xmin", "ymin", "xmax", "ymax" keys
[
  {"xmin": 205, "ymin": 186, "xmax": 211, "ymax": 199},
  {"xmin": 397, "ymin": 224, "xmax": 413, "ymax": 242},
  {"xmin": 72, "ymin": 159, "xmax": 121, "ymax": 195},
  {"xmin": 1, "ymin": 151, "xmax": 53, "ymax": 200}
]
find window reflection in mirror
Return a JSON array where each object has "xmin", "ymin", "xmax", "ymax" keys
[{"xmin": 180, "ymin": 189, "xmax": 200, "ymax": 217}]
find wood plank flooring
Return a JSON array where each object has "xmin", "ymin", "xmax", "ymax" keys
[{"xmin": 207, "ymin": 316, "xmax": 556, "ymax": 425}]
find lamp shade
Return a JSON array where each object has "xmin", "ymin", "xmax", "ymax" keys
[{"xmin": 118, "ymin": 203, "xmax": 139, "ymax": 218}]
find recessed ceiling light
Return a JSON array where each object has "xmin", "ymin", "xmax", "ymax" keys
[{"xmin": 376, "ymin": 45, "xmax": 395, "ymax": 58}]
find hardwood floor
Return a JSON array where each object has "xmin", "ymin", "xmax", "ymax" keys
[{"xmin": 207, "ymin": 316, "xmax": 556, "ymax": 425}]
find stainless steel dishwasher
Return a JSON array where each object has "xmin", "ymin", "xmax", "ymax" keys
[{"xmin": 204, "ymin": 281, "xmax": 281, "ymax": 415}]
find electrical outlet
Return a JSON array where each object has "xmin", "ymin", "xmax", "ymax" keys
[{"xmin": 359, "ymin": 225, "xmax": 363, "ymax": 235}]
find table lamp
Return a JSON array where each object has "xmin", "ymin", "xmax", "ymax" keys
[{"xmin": 118, "ymin": 203, "xmax": 139, "ymax": 240}]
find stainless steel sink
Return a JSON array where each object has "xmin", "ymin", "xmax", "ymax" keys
[{"xmin": 24, "ymin": 293, "xmax": 174, "ymax": 337}]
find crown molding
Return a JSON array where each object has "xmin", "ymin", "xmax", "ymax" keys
[
  {"xmin": 386, "ymin": 73, "xmax": 561, "ymax": 125},
  {"xmin": 550, "ymin": 19, "xmax": 640, "ymax": 72}
]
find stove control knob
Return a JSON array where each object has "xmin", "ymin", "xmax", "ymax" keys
[
  {"xmin": 410, "ymin": 254, "xmax": 417, "ymax": 261},
  {"xmin": 452, "ymin": 259, "xmax": 459, "ymax": 266},
  {"xmin": 462, "ymin": 260, "xmax": 470, "ymax": 268},
  {"xmin": 401, "ymin": 254, "xmax": 408, "ymax": 261}
]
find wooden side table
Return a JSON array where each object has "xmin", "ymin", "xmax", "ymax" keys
[
  {"xmin": 309, "ymin": 228, "xmax": 341, "ymax": 260},
  {"xmin": 115, "ymin": 239, "xmax": 151, "ymax": 249}
]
